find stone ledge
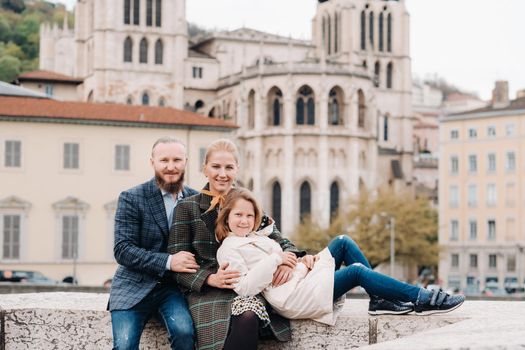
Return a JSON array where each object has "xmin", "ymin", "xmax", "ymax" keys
[{"xmin": 0, "ymin": 293, "xmax": 523, "ymax": 349}]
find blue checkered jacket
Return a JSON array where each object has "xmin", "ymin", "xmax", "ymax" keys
[{"xmin": 108, "ymin": 178, "xmax": 198, "ymax": 311}]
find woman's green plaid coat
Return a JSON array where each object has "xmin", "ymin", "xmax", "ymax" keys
[{"xmin": 167, "ymin": 188, "xmax": 306, "ymax": 350}]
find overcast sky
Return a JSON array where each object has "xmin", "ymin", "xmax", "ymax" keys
[{"xmin": 52, "ymin": 0, "xmax": 523, "ymax": 101}]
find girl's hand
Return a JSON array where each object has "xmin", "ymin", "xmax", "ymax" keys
[
  {"xmin": 299, "ymin": 254, "xmax": 316, "ymax": 270},
  {"xmin": 206, "ymin": 262, "xmax": 241, "ymax": 289}
]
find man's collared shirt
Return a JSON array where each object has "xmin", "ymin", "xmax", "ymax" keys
[
  {"xmin": 161, "ymin": 189, "xmax": 183, "ymax": 271},
  {"xmin": 161, "ymin": 189, "xmax": 183, "ymax": 227}
]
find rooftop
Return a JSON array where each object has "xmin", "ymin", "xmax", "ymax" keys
[
  {"xmin": 16, "ymin": 70, "xmax": 84, "ymax": 84},
  {"xmin": 0, "ymin": 96, "xmax": 237, "ymax": 130}
]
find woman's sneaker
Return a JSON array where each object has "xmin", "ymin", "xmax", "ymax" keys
[
  {"xmin": 414, "ymin": 289, "xmax": 465, "ymax": 315},
  {"xmin": 368, "ymin": 297, "xmax": 414, "ymax": 315}
]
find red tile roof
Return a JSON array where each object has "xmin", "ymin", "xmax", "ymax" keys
[
  {"xmin": 0, "ymin": 96, "xmax": 237, "ymax": 129},
  {"xmin": 17, "ymin": 70, "xmax": 84, "ymax": 84}
]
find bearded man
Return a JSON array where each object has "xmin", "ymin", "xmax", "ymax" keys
[{"xmin": 109, "ymin": 137, "xmax": 199, "ymax": 350}]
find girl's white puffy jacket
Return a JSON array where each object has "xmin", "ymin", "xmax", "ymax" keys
[{"xmin": 216, "ymin": 224, "xmax": 337, "ymax": 325}]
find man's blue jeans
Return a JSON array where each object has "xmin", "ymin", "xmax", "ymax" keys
[
  {"xmin": 328, "ymin": 235, "xmax": 425, "ymax": 303},
  {"xmin": 111, "ymin": 284, "xmax": 194, "ymax": 350}
]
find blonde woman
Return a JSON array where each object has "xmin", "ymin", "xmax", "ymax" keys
[{"xmin": 167, "ymin": 139, "xmax": 305, "ymax": 350}]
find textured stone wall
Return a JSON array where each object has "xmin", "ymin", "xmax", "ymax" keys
[{"xmin": 0, "ymin": 293, "xmax": 474, "ymax": 350}]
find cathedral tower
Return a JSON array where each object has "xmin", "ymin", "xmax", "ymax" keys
[{"xmin": 75, "ymin": 0, "xmax": 187, "ymax": 107}]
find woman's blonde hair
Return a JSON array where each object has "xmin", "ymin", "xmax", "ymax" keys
[
  {"xmin": 203, "ymin": 138, "xmax": 239, "ymax": 166},
  {"xmin": 216, "ymin": 188, "xmax": 263, "ymax": 242}
]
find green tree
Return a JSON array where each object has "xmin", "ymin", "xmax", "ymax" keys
[
  {"xmin": 1, "ymin": 41, "xmax": 24, "ymax": 59},
  {"xmin": 344, "ymin": 188, "xmax": 438, "ymax": 268},
  {"xmin": 291, "ymin": 188, "xmax": 438, "ymax": 270},
  {"xmin": 0, "ymin": 13, "xmax": 11, "ymax": 41},
  {"xmin": 1, "ymin": 0, "xmax": 25, "ymax": 13},
  {"xmin": 292, "ymin": 216, "xmax": 342, "ymax": 254},
  {"xmin": 0, "ymin": 54, "xmax": 21, "ymax": 82}
]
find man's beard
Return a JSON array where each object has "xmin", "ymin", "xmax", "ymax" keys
[{"xmin": 155, "ymin": 170, "xmax": 185, "ymax": 194}]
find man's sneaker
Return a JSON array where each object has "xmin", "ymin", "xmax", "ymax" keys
[
  {"xmin": 368, "ymin": 297, "xmax": 414, "ymax": 315},
  {"xmin": 414, "ymin": 289, "xmax": 465, "ymax": 315}
]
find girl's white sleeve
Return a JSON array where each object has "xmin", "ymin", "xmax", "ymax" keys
[{"xmin": 217, "ymin": 244, "xmax": 282, "ymax": 297}]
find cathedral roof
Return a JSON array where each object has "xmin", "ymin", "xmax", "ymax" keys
[
  {"xmin": 188, "ymin": 48, "xmax": 216, "ymax": 60},
  {"xmin": 0, "ymin": 81, "xmax": 49, "ymax": 99},
  {"xmin": 0, "ymin": 96, "xmax": 237, "ymax": 131},
  {"xmin": 193, "ymin": 27, "xmax": 311, "ymax": 47},
  {"xmin": 17, "ymin": 70, "xmax": 83, "ymax": 84}
]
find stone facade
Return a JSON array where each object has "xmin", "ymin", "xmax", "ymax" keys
[{"xmin": 39, "ymin": 0, "xmax": 414, "ymax": 236}]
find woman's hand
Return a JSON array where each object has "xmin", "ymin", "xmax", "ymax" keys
[
  {"xmin": 206, "ymin": 262, "xmax": 241, "ymax": 289},
  {"xmin": 299, "ymin": 254, "xmax": 317, "ymax": 270},
  {"xmin": 279, "ymin": 251, "xmax": 298, "ymax": 268}
]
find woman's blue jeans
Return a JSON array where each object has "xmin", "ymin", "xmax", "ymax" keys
[
  {"xmin": 111, "ymin": 283, "xmax": 194, "ymax": 350},
  {"xmin": 328, "ymin": 235, "xmax": 423, "ymax": 303}
]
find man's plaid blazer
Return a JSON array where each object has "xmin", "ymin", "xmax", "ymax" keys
[
  {"xmin": 167, "ymin": 186, "xmax": 306, "ymax": 350},
  {"xmin": 108, "ymin": 178, "xmax": 198, "ymax": 311}
]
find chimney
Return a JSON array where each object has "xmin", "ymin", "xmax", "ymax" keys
[{"xmin": 492, "ymin": 80, "xmax": 509, "ymax": 108}]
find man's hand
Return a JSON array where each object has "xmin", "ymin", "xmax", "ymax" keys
[
  {"xmin": 272, "ymin": 265, "xmax": 293, "ymax": 287},
  {"xmin": 206, "ymin": 262, "xmax": 241, "ymax": 289},
  {"xmin": 170, "ymin": 251, "xmax": 200, "ymax": 273}
]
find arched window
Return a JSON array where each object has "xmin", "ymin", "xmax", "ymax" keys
[
  {"xmin": 369, "ymin": 12, "xmax": 374, "ymax": 47},
  {"xmin": 387, "ymin": 13, "xmax": 392, "ymax": 52},
  {"xmin": 158, "ymin": 97, "xmax": 166, "ymax": 107},
  {"xmin": 208, "ymin": 107, "xmax": 215, "ymax": 118},
  {"xmin": 247, "ymin": 179, "xmax": 254, "ymax": 191},
  {"xmin": 296, "ymin": 85, "xmax": 315, "ymax": 125},
  {"xmin": 267, "ymin": 87, "xmax": 283, "ymax": 126},
  {"xmin": 123, "ymin": 37, "xmax": 133, "ymax": 62},
  {"xmin": 155, "ymin": 39, "xmax": 163, "ymax": 64},
  {"xmin": 272, "ymin": 181, "xmax": 282, "ymax": 230},
  {"xmin": 139, "ymin": 38, "xmax": 148, "ymax": 63},
  {"xmin": 334, "ymin": 12, "xmax": 339, "ymax": 53},
  {"xmin": 374, "ymin": 61, "xmax": 380, "ymax": 87},
  {"xmin": 142, "ymin": 92, "xmax": 150, "ymax": 106},
  {"xmin": 330, "ymin": 181, "xmax": 339, "ymax": 223},
  {"xmin": 328, "ymin": 87, "xmax": 343, "ymax": 126},
  {"xmin": 247, "ymin": 90, "xmax": 255, "ymax": 129},
  {"xmin": 386, "ymin": 62, "xmax": 393, "ymax": 89},
  {"xmin": 379, "ymin": 12, "xmax": 384, "ymax": 51},
  {"xmin": 87, "ymin": 90, "xmax": 93, "ymax": 102},
  {"xmin": 358, "ymin": 89, "xmax": 366, "ymax": 128},
  {"xmin": 126, "ymin": 95, "xmax": 133, "ymax": 105},
  {"xmin": 383, "ymin": 115, "xmax": 389, "ymax": 141},
  {"xmin": 299, "ymin": 181, "xmax": 311, "ymax": 222},
  {"xmin": 322, "ymin": 17, "xmax": 327, "ymax": 51},
  {"xmin": 360, "ymin": 10, "xmax": 366, "ymax": 50},
  {"xmin": 124, "ymin": 0, "xmax": 131, "ymax": 24},
  {"xmin": 133, "ymin": 0, "xmax": 140, "ymax": 25},
  {"xmin": 146, "ymin": 0, "xmax": 153, "ymax": 26},
  {"xmin": 155, "ymin": 0, "xmax": 162, "ymax": 27},
  {"xmin": 327, "ymin": 15, "xmax": 332, "ymax": 55},
  {"xmin": 194, "ymin": 100, "xmax": 204, "ymax": 110}
]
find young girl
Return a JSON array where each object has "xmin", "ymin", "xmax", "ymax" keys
[
  {"xmin": 216, "ymin": 188, "xmax": 465, "ymax": 325},
  {"xmin": 216, "ymin": 188, "xmax": 338, "ymax": 324}
]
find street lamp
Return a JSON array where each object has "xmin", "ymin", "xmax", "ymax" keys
[{"xmin": 380, "ymin": 213, "xmax": 395, "ymax": 278}]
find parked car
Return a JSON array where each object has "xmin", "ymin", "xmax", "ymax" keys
[
  {"xmin": 482, "ymin": 281, "xmax": 508, "ymax": 296},
  {"xmin": 0, "ymin": 270, "xmax": 58, "ymax": 284}
]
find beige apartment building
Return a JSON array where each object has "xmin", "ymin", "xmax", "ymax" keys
[
  {"xmin": 439, "ymin": 82, "xmax": 525, "ymax": 293},
  {"xmin": 0, "ymin": 94, "xmax": 235, "ymax": 285}
]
